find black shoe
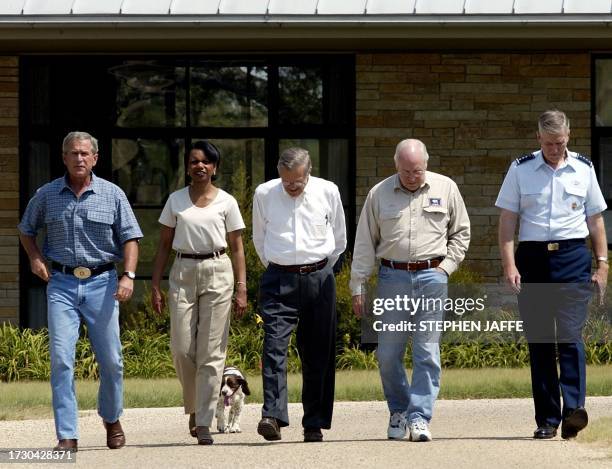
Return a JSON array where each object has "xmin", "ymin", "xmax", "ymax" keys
[
  {"xmin": 257, "ymin": 417, "xmax": 281, "ymax": 441},
  {"xmin": 304, "ymin": 428, "xmax": 323, "ymax": 442},
  {"xmin": 533, "ymin": 426, "xmax": 557, "ymax": 439},
  {"xmin": 561, "ymin": 408, "xmax": 588, "ymax": 439}
]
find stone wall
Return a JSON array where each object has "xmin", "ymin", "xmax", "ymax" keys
[
  {"xmin": 0, "ymin": 56, "xmax": 19, "ymax": 324},
  {"xmin": 356, "ymin": 52, "xmax": 590, "ymax": 278}
]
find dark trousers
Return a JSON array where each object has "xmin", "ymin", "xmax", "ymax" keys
[
  {"xmin": 515, "ymin": 241, "xmax": 592, "ymax": 428},
  {"xmin": 259, "ymin": 263, "xmax": 337, "ymax": 429}
]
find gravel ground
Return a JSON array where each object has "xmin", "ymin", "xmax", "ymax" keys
[{"xmin": 1, "ymin": 397, "xmax": 611, "ymax": 469}]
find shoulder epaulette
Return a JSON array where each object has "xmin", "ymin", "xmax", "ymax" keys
[
  {"xmin": 515, "ymin": 154, "xmax": 535, "ymax": 165},
  {"xmin": 574, "ymin": 154, "xmax": 593, "ymax": 167}
]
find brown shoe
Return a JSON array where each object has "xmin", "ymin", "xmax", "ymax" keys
[
  {"xmin": 189, "ymin": 413, "xmax": 197, "ymax": 438},
  {"xmin": 103, "ymin": 420, "xmax": 126, "ymax": 449},
  {"xmin": 53, "ymin": 439, "xmax": 78, "ymax": 452},
  {"xmin": 196, "ymin": 426, "xmax": 214, "ymax": 445},
  {"xmin": 257, "ymin": 417, "xmax": 281, "ymax": 441}
]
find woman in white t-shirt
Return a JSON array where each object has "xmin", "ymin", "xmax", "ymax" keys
[{"xmin": 151, "ymin": 141, "xmax": 247, "ymax": 445}]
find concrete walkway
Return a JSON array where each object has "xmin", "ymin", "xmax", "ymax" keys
[{"xmin": 1, "ymin": 397, "xmax": 611, "ymax": 469}]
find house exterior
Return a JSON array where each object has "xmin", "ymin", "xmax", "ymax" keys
[{"xmin": 1, "ymin": 0, "xmax": 612, "ymax": 326}]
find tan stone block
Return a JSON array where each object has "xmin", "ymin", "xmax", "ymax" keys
[
  {"xmin": 0, "ymin": 57, "xmax": 17, "ymax": 66},
  {"xmin": 415, "ymin": 110, "xmax": 488, "ymax": 121},
  {"xmin": 373, "ymin": 54, "xmax": 441, "ymax": 65},
  {"xmin": 0, "ymin": 272, "xmax": 17, "ymax": 282},
  {"xmin": 356, "ymin": 90, "xmax": 380, "ymax": 100},
  {"xmin": 423, "ymin": 120, "xmax": 459, "ymax": 128},
  {"xmin": 431, "ymin": 65, "xmax": 465, "ymax": 73},
  {"xmin": 440, "ymin": 55, "xmax": 482, "ymax": 65},
  {"xmin": 356, "ymin": 54, "xmax": 373, "ymax": 66},
  {"xmin": 357, "ymin": 72, "xmax": 407, "ymax": 84},
  {"xmin": 378, "ymin": 83, "xmax": 415, "ymax": 93},
  {"xmin": 396, "ymin": 65, "xmax": 431, "ymax": 73},
  {"xmin": 440, "ymin": 83, "xmax": 519, "ymax": 94},
  {"xmin": 356, "ymin": 115, "xmax": 385, "ymax": 127},
  {"xmin": 532, "ymin": 77, "xmax": 589, "ymax": 89},
  {"xmin": 451, "ymin": 100, "xmax": 474, "ymax": 111},
  {"xmin": 467, "ymin": 65, "xmax": 501, "ymax": 75},
  {"xmin": 439, "ymin": 73, "xmax": 465, "ymax": 83}
]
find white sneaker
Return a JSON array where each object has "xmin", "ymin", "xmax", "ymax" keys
[
  {"xmin": 409, "ymin": 418, "xmax": 432, "ymax": 442},
  {"xmin": 387, "ymin": 412, "xmax": 407, "ymax": 440}
]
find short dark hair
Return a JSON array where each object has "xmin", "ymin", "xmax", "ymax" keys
[{"xmin": 190, "ymin": 140, "xmax": 221, "ymax": 181}]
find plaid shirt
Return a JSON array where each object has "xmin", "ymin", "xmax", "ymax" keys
[{"xmin": 18, "ymin": 173, "xmax": 143, "ymax": 267}]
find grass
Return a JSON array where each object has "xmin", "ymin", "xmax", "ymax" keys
[
  {"xmin": 577, "ymin": 417, "xmax": 612, "ymax": 457},
  {"xmin": 1, "ymin": 366, "xmax": 611, "ymax": 421}
]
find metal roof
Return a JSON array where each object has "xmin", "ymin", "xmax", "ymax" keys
[{"xmin": 2, "ymin": 0, "xmax": 611, "ymax": 16}]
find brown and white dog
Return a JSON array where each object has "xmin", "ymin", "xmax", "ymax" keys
[{"xmin": 216, "ymin": 366, "xmax": 251, "ymax": 433}]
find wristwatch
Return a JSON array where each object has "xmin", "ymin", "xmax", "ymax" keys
[
  {"xmin": 122, "ymin": 271, "xmax": 136, "ymax": 279},
  {"xmin": 596, "ymin": 256, "xmax": 609, "ymax": 264}
]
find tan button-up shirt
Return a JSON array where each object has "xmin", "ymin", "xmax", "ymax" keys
[{"xmin": 349, "ymin": 172, "xmax": 471, "ymax": 295}]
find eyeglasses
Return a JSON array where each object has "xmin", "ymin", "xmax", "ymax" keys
[{"xmin": 281, "ymin": 176, "xmax": 308, "ymax": 189}]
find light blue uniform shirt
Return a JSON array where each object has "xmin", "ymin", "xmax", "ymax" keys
[
  {"xmin": 495, "ymin": 150, "xmax": 607, "ymax": 241},
  {"xmin": 18, "ymin": 173, "xmax": 143, "ymax": 267}
]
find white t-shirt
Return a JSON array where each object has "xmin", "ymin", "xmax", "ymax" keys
[{"xmin": 159, "ymin": 187, "xmax": 245, "ymax": 254}]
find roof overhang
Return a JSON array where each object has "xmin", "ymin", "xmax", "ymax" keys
[{"xmin": 1, "ymin": 15, "xmax": 612, "ymax": 52}]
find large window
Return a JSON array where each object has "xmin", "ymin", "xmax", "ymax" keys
[
  {"xmin": 20, "ymin": 55, "xmax": 355, "ymax": 328},
  {"xmin": 592, "ymin": 56, "xmax": 612, "ymax": 246}
]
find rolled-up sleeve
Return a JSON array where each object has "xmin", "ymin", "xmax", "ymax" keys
[
  {"xmin": 114, "ymin": 188, "xmax": 143, "ymax": 244},
  {"xmin": 18, "ymin": 189, "xmax": 45, "ymax": 237}
]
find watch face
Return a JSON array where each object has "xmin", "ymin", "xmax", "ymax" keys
[{"xmin": 124, "ymin": 271, "xmax": 136, "ymax": 279}]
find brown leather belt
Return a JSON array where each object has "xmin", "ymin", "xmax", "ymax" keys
[
  {"xmin": 270, "ymin": 258, "xmax": 328, "ymax": 274},
  {"xmin": 177, "ymin": 248, "xmax": 226, "ymax": 260},
  {"xmin": 381, "ymin": 257, "xmax": 444, "ymax": 271}
]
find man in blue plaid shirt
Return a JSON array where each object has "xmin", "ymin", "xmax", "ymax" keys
[{"xmin": 18, "ymin": 131, "xmax": 143, "ymax": 453}]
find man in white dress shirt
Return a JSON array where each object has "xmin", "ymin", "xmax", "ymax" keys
[{"xmin": 252, "ymin": 147, "xmax": 347, "ymax": 443}]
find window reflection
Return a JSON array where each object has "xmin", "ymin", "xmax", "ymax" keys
[
  {"xmin": 110, "ymin": 61, "xmax": 186, "ymax": 127},
  {"xmin": 279, "ymin": 66, "xmax": 323, "ymax": 125},
  {"xmin": 279, "ymin": 139, "xmax": 349, "ymax": 205},
  {"xmin": 112, "ymin": 139, "xmax": 185, "ymax": 207},
  {"xmin": 194, "ymin": 138, "xmax": 265, "ymax": 193},
  {"xmin": 190, "ymin": 65, "xmax": 267, "ymax": 127}
]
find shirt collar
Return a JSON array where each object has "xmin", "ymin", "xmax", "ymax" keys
[
  {"xmin": 59, "ymin": 172, "xmax": 99, "ymax": 194},
  {"xmin": 393, "ymin": 173, "xmax": 429, "ymax": 194},
  {"xmin": 534, "ymin": 150, "xmax": 575, "ymax": 172}
]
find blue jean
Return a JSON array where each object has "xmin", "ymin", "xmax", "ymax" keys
[
  {"xmin": 375, "ymin": 266, "xmax": 447, "ymax": 422},
  {"xmin": 47, "ymin": 270, "xmax": 123, "ymax": 440}
]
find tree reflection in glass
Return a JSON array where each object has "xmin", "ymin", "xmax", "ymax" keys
[
  {"xmin": 279, "ymin": 66, "xmax": 323, "ymax": 125},
  {"xmin": 110, "ymin": 61, "xmax": 187, "ymax": 128},
  {"xmin": 190, "ymin": 65, "xmax": 267, "ymax": 127}
]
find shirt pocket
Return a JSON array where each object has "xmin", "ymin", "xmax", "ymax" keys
[
  {"xmin": 305, "ymin": 215, "xmax": 328, "ymax": 241},
  {"xmin": 379, "ymin": 209, "xmax": 403, "ymax": 242},
  {"xmin": 520, "ymin": 189, "xmax": 545, "ymax": 211},
  {"xmin": 562, "ymin": 181, "xmax": 587, "ymax": 214},
  {"xmin": 422, "ymin": 205, "xmax": 449, "ymax": 235},
  {"xmin": 86, "ymin": 210, "xmax": 114, "ymax": 224}
]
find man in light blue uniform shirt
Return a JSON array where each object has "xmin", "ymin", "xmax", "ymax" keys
[
  {"xmin": 496, "ymin": 110, "xmax": 608, "ymax": 440},
  {"xmin": 18, "ymin": 131, "xmax": 143, "ymax": 452}
]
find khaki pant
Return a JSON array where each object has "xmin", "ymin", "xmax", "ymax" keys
[{"xmin": 168, "ymin": 253, "xmax": 234, "ymax": 426}]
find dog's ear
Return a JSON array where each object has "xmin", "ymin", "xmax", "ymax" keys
[{"xmin": 239, "ymin": 378, "xmax": 251, "ymax": 396}]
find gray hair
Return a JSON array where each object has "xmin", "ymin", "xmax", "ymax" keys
[
  {"xmin": 62, "ymin": 131, "xmax": 99, "ymax": 154},
  {"xmin": 538, "ymin": 109, "xmax": 570, "ymax": 135},
  {"xmin": 277, "ymin": 147, "xmax": 312, "ymax": 173},
  {"xmin": 393, "ymin": 138, "xmax": 429, "ymax": 165}
]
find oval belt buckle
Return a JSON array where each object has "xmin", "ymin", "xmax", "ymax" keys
[{"xmin": 73, "ymin": 266, "xmax": 92, "ymax": 279}]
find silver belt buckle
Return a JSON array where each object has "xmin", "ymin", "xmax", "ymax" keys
[
  {"xmin": 547, "ymin": 242, "xmax": 559, "ymax": 252},
  {"xmin": 73, "ymin": 266, "xmax": 92, "ymax": 279}
]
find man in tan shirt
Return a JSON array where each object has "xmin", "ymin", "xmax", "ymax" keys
[{"xmin": 350, "ymin": 138, "xmax": 470, "ymax": 442}]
